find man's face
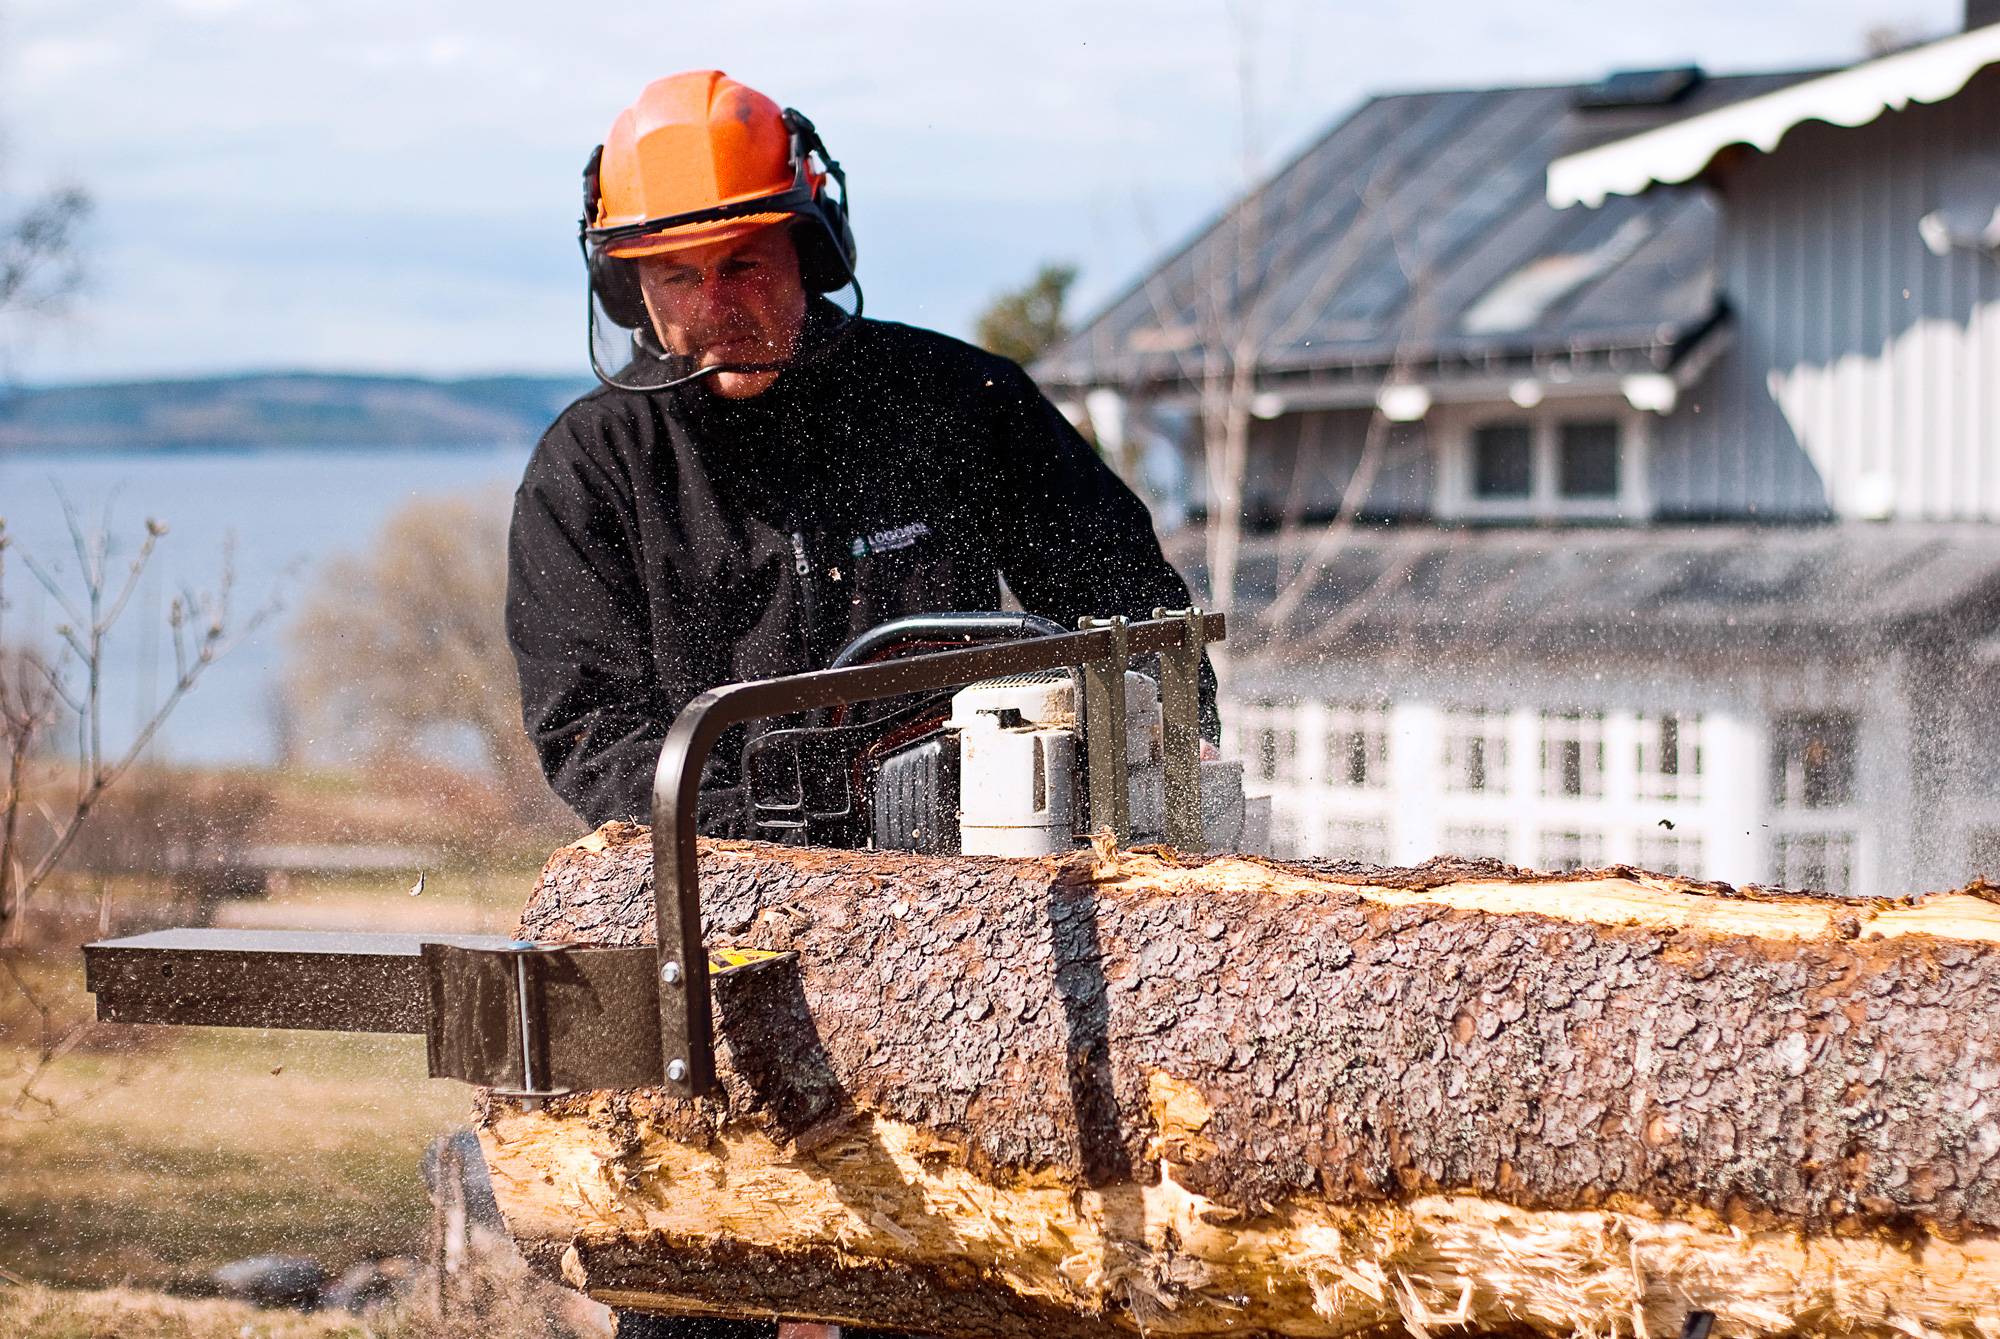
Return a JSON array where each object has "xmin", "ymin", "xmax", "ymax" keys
[{"xmin": 634, "ymin": 224, "xmax": 808, "ymax": 399}]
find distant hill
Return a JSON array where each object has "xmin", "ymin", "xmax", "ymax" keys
[{"xmin": 0, "ymin": 371, "xmax": 597, "ymax": 451}]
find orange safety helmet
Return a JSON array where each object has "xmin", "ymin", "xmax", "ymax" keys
[
  {"xmin": 595, "ymin": 72, "xmax": 802, "ymax": 257},
  {"xmin": 579, "ymin": 71, "xmax": 859, "ymax": 391},
  {"xmin": 583, "ymin": 70, "xmax": 855, "ymax": 294}
]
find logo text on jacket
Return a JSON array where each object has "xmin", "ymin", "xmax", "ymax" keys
[{"xmin": 849, "ymin": 521, "xmax": 932, "ymax": 558}]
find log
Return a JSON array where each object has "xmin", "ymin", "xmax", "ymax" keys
[{"xmin": 481, "ymin": 822, "xmax": 2000, "ymax": 1337}]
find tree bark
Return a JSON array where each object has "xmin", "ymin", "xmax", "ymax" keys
[{"xmin": 483, "ymin": 822, "xmax": 2000, "ymax": 1337}]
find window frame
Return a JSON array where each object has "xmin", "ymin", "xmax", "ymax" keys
[
  {"xmin": 1771, "ymin": 829, "xmax": 1858, "ymax": 896},
  {"xmin": 1539, "ymin": 709, "xmax": 1607, "ymax": 800},
  {"xmin": 1635, "ymin": 711, "xmax": 1705, "ymax": 805},
  {"xmin": 1441, "ymin": 707, "xmax": 1511, "ymax": 796},
  {"xmin": 1436, "ymin": 401, "xmax": 1650, "ymax": 522},
  {"xmin": 1769, "ymin": 711, "xmax": 1859, "ymax": 811}
]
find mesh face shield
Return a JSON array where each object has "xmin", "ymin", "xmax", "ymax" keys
[{"xmin": 580, "ymin": 110, "xmax": 861, "ymax": 394}]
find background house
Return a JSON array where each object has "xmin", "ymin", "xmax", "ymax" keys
[{"xmin": 1037, "ymin": 13, "xmax": 2000, "ymax": 896}]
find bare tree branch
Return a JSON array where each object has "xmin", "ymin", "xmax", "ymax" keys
[
  {"xmin": 0, "ymin": 502, "xmax": 278, "ymax": 1110},
  {"xmin": 0, "ymin": 185, "xmax": 89, "ymax": 320}
]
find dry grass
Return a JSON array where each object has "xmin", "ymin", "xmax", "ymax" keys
[
  {"xmin": 0, "ymin": 1006, "xmax": 471, "ymax": 1288},
  {"xmin": 0, "ymin": 1282, "xmax": 379, "ymax": 1338},
  {"xmin": 0, "ymin": 861, "xmax": 541, "ymax": 1291},
  {"xmin": 0, "ymin": 772, "xmax": 611, "ymax": 1333},
  {"xmin": 2, "ymin": 1256, "xmax": 612, "ymax": 1338}
]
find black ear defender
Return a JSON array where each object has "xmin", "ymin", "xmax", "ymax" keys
[
  {"xmin": 581, "ymin": 144, "xmax": 652, "ymax": 330},
  {"xmin": 779, "ymin": 109, "xmax": 858, "ymax": 295}
]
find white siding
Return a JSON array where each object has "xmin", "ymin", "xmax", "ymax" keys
[
  {"xmin": 1226, "ymin": 649, "xmax": 1935, "ymax": 894},
  {"xmin": 1653, "ymin": 67, "xmax": 2000, "ymax": 520}
]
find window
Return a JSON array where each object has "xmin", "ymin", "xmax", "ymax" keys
[
  {"xmin": 1326, "ymin": 705, "xmax": 1389, "ymax": 789},
  {"xmin": 1773, "ymin": 831, "xmax": 1856, "ymax": 895},
  {"xmin": 1770, "ymin": 712, "xmax": 1856, "ymax": 809},
  {"xmin": 1254, "ymin": 726, "xmax": 1296, "ymax": 784},
  {"xmin": 1238, "ymin": 701, "xmax": 1302, "ymax": 786},
  {"xmin": 1557, "ymin": 420, "xmax": 1620, "ymax": 498},
  {"xmin": 1443, "ymin": 824, "xmax": 1510, "ymax": 861},
  {"xmin": 1540, "ymin": 710, "xmax": 1605, "ymax": 799},
  {"xmin": 1445, "ymin": 410, "xmax": 1641, "ymax": 521},
  {"xmin": 1636, "ymin": 831, "xmax": 1705, "ymax": 877},
  {"xmin": 1636, "ymin": 712, "xmax": 1703, "ymax": 804},
  {"xmin": 1443, "ymin": 708, "xmax": 1510, "ymax": 794},
  {"xmin": 1472, "ymin": 423, "xmax": 1532, "ymax": 499},
  {"xmin": 1540, "ymin": 829, "xmax": 1605, "ymax": 871}
]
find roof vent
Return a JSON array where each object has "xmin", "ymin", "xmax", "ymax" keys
[{"xmin": 1575, "ymin": 65, "xmax": 1705, "ymax": 109}]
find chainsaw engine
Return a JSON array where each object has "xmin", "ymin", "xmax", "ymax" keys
[{"xmin": 743, "ymin": 616, "xmax": 1263, "ymax": 857}]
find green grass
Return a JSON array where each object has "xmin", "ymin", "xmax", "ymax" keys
[
  {"xmin": 0, "ymin": 866, "xmax": 524, "ymax": 1292},
  {"xmin": 0, "ymin": 1023, "xmax": 469, "ymax": 1289}
]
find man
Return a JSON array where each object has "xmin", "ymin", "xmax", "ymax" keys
[{"xmin": 508, "ymin": 69, "xmax": 1216, "ymax": 840}]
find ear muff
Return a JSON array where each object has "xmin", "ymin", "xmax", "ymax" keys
[
  {"xmin": 781, "ymin": 110, "xmax": 858, "ymax": 295},
  {"xmin": 582, "ymin": 145, "xmax": 652, "ymax": 329},
  {"xmin": 790, "ymin": 202, "xmax": 856, "ymax": 295}
]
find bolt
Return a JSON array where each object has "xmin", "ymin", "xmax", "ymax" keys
[
  {"xmin": 660, "ymin": 961, "xmax": 681, "ymax": 985},
  {"xmin": 666, "ymin": 1059, "xmax": 688, "ymax": 1083}
]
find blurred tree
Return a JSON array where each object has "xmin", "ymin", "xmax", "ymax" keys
[
  {"xmin": 287, "ymin": 493, "xmax": 570, "ymax": 824},
  {"xmin": 973, "ymin": 262, "xmax": 1078, "ymax": 366},
  {"xmin": 0, "ymin": 184, "xmax": 89, "ymax": 323}
]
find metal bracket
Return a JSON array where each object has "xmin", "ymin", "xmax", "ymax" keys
[
  {"xmin": 1077, "ymin": 615, "xmax": 1131, "ymax": 844},
  {"xmin": 1153, "ymin": 606, "xmax": 1207, "ymax": 851},
  {"xmin": 422, "ymin": 941, "xmax": 793, "ymax": 1100}
]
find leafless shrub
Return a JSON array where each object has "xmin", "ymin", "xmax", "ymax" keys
[
  {"xmin": 1127, "ymin": 4, "xmax": 1436, "ymax": 682},
  {"xmin": 286, "ymin": 491, "xmax": 575, "ymax": 831},
  {"xmin": 0, "ymin": 501, "xmax": 276, "ymax": 1114}
]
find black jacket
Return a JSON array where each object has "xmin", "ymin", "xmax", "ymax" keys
[{"xmin": 506, "ymin": 313, "xmax": 1215, "ymax": 828}]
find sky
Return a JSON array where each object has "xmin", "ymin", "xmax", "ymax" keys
[{"xmin": 0, "ymin": 0, "xmax": 1966, "ymax": 385}]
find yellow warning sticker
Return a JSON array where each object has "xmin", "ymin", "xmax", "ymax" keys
[{"xmin": 707, "ymin": 947, "xmax": 792, "ymax": 975}]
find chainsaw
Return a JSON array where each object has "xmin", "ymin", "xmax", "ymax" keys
[{"xmin": 84, "ymin": 609, "xmax": 1249, "ymax": 1104}]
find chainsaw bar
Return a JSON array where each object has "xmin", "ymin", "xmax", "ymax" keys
[{"xmin": 84, "ymin": 928, "xmax": 793, "ymax": 1096}]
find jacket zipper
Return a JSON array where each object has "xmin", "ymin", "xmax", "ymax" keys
[{"xmin": 790, "ymin": 529, "xmax": 820, "ymax": 662}]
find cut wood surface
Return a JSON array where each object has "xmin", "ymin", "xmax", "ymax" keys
[{"xmin": 482, "ymin": 823, "xmax": 2000, "ymax": 1337}]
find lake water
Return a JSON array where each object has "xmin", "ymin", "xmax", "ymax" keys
[{"xmin": 0, "ymin": 444, "xmax": 534, "ymax": 765}]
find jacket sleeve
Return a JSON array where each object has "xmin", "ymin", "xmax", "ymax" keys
[
  {"xmin": 505, "ymin": 416, "xmax": 670, "ymax": 826},
  {"xmin": 981, "ymin": 360, "xmax": 1221, "ymax": 741}
]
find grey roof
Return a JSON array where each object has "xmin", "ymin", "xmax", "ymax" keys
[
  {"xmin": 1038, "ymin": 70, "xmax": 1824, "ymax": 394},
  {"xmin": 1182, "ymin": 523, "xmax": 2000, "ymax": 664}
]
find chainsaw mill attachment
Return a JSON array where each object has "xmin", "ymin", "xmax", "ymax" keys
[{"xmin": 84, "ymin": 610, "xmax": 1226, "ymax": 1102}]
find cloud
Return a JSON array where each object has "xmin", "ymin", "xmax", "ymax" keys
[
  {"xmin": 12, "ymin": 34, "xmax": 125, "ymax": 94},
  {"xmin": 0, "ymin": 0, "xmax": 1968, "ymax": 380}
]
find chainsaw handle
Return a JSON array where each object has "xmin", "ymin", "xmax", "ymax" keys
[
  {"xmin": 815, "ymin": 612, "xmax": 1071, "ymax": 730},
  {"xmin": 825, "ymin": 611, "xmax": 1067, "ymax": 670}
]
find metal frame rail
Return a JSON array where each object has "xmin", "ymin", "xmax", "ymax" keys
[{"xmin": 649, "ymin": 609, "xmax": 1217, "ymax": 1095}]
